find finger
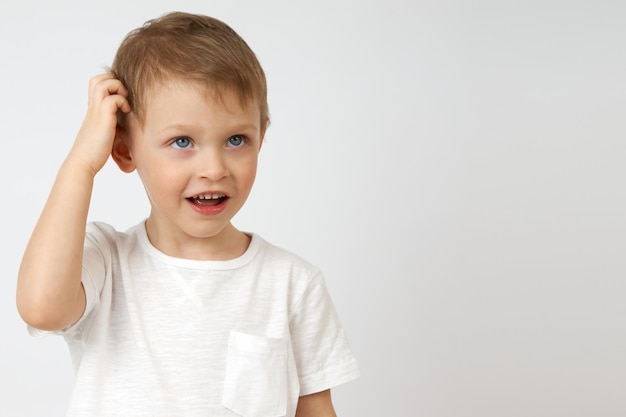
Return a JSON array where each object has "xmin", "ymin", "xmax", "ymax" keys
[
  {"xmin": 87, "ymin": 73, "xmax": 116, "ymax": 100},
  {"xmin": 88, "ymin": 74, "xmax": 127, "ymax": 98},
  {"xmin": 89, "ymin": 79, "xmax": 129, "ymax": 109},
  {"xmin": 94, "ymin": 78, "xmax": 128, "ymax": 97},
  {"xmin": 101, "ymin": 94, "xmax": 131, "ymax": 115}
]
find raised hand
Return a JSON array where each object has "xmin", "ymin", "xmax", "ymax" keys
[
  {"xmin": 70, "ymin": 73, "xmax": 131, "ymax": 176},
  {"xmin": 17, "ymin": 73, "xmax": 130, "ymax": 331}
]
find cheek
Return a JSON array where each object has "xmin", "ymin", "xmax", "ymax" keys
[
  {"xmin": 135, "ymin": 151, "xmax": 177, "ymax": 180},
  {"xmin": 137, "ymin": 164, "xmax": 181, "ymax": 194},
  {"xmin": 239, "ymin": 160, "xmax": 258, "ymax": 185}
]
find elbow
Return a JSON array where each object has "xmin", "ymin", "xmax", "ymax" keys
[
  {"xmin": 16, "ymin": 285, "xmax": 84, "ymax": 331},
  {"xmin": 16, "ymin": 299, "xmax": 67, "ymax": 331}
]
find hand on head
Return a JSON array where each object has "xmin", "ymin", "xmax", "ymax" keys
[{"xmin": 70, "ymin": 73, "xmax": 131, "ymax": 177}]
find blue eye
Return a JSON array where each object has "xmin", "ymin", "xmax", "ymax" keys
[
  {"xmin": 227, "ymin": 135, "xmax": 245, "ymax": 147},
  {"xmin": 172, "ymin": 137, "xmax": 192, "ymax": 149}
]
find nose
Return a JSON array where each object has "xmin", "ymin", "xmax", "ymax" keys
[{"xmin": 197, "ymin": 148, "xmax": 229, "ymax": 181}]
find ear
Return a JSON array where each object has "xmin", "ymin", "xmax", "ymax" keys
[
  {"xmin": 111, "ymin": 128, "xmax": 136, "ymax": 173},
  {"xmin": 258, "ymin": 121, "xmax": 268, "ymax": 151}
]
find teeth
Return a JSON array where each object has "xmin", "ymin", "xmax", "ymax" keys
[{"xmin": 193, "ymin": 193, "xmax": 226, "ymax": 200}]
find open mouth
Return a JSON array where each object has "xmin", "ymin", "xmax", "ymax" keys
[{"xmin": 187, "ymin": 193, "xmax": 228, "ymax": 207}]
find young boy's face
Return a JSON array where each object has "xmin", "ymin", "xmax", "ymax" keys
[{"xmin": 117, "ymin": 78, "xmax": 264, "ymax": 257}]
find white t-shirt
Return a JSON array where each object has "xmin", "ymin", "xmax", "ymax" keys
[{"xmin": 31, "ymin": 221, "xmax": 359, "ymax": 417}]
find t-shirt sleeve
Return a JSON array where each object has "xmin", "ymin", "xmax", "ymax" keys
[
  {"xmin": 289, "ymin": 272, "xmax": 360, "ymax": 396},
  {"xmin": 77, "ymin": 222, "xmax": 111, "ymax": 328},
  {"xmin": 27, "ymin": 222, "xmax": 111, "ymax": 337}
]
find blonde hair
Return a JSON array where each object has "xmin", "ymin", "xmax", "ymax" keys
[{"xmin": 111, "ymin": 11, "xmax": 269, "ymax": 126}]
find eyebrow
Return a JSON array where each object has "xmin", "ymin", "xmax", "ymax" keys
[
  {"xmin": 157, "ymin": 122, "xmax": 259, "ymax": 135},
  {"xmin": 226, "ymin": 122, "xmax": 259, "ymax": 132}
]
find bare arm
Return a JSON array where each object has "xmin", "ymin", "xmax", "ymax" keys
[
  {"xmin": 295, "ymin": 390, "xmax": 337, "ymax": 417},
  {"xmin": 16, "ymin": 74, "xmax": 130, "ymax": 331}
]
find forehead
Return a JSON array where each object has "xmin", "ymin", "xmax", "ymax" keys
[{"xmin": 133, "ymin": 78, "xmax": 261, "ymax": 131}]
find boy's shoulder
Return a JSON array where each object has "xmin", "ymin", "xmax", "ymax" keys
[
  {"xmin": 84, "ymin": 220, "xmax": 139, "ymax": 249},
  {"xmin": 253, "ymin": 233, "xmax": 321, "ymax": 275},
  {"xmin": 86, "ymin": 220, "xmax": 125, "ymax": 236}
]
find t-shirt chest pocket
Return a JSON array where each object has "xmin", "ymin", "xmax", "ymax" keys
[{"xmin": 222, "ymin": 331, "xmax": 288, "ymax": 417}]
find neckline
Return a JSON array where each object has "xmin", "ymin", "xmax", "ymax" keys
[{"xmin": 133, "ymin": 220, "xmax": 261, "ymax": 270}]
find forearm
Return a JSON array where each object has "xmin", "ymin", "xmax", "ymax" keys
[
  {"xmin": 295, "ymin": 390, "xmax": 337, "ymax": 417},
  {"xmin": 17, "ymin": 156, "xmax": 94, "ymax": 330}
]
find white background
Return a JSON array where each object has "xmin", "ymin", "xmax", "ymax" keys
[{"xmin": 2, "ymin": 1, "xmax": 625, "ymax": 416}]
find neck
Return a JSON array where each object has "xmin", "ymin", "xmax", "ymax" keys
[{"xmin": 144, "ymin": 219, "xmax": 251, "ymax": 261}]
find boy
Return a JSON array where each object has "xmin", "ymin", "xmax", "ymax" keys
[{"xmin": 17, "ymin": 11, "xmax": 359, "ymax": 417}]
